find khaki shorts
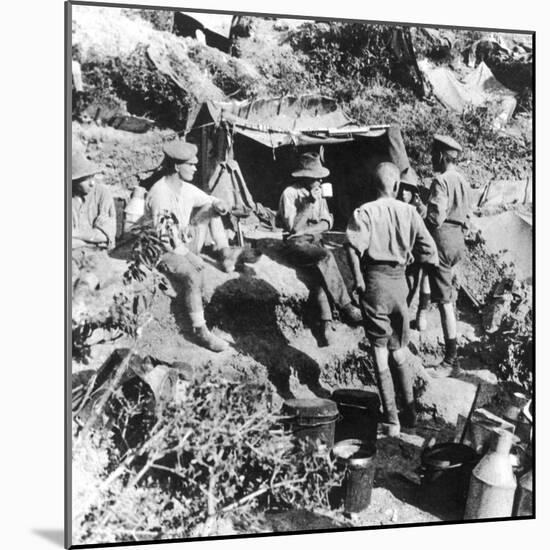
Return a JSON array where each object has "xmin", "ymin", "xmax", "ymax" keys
[
  {"xmin": 360, "ymin": 264, "xmax": 409, "ymax": 351},
  {"xmin": 428, "ymin": 224, "xmax": 465, "ymax": 304}
]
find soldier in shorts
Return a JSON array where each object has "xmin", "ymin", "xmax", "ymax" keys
[
  {"xmin": 425, "ymin": 135, "xmax": 471, "ymax": 378},
  {"xmin": 346, "ymin": 162, "xmax": 438, "ymax": 436}
]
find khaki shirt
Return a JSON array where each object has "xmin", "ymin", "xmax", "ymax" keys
[
  {"xmin": 426, "ymin": 168, "xmax": 471, "ymax": 228},
  {"xmin": 144, "ymin": 177, "xmax": 215, "ymax": 255},
  {"xmin": 72, "ymin": 184, "xmax": 116, "ymax": 249},
  {"xmin": 346, "ymin": 197, "xmax": 438, "ymax": 266},
  {"xmin": 277, "ymin": 183, "xmax": 333, "ymax": 234}
]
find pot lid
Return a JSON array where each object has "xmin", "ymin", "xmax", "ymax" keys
[
  {"xmin": 283, "ymin": 398, "xmax": 338, "ymax": 418},
  {"xmin": 332, "ymin": 389, "xmax": 380, "ymax": 409}
]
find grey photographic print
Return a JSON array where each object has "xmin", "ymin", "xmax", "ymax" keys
[{"xmin": 67, "ymin": 2, "xmax": 533, "ymax": 547}]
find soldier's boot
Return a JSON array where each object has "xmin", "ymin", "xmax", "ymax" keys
[
  {"xmin": 217, "ymin": 247, "xmax": 243, "ymax": 273},
  {"xmin": 377, "ymin": 368, "xmax": 401, "ymax": 437},
  {"xmin": 394, "ymin": 359, "xmax": 417, "ymax": 429},
  {"xmin": 341, "ymin": 302, "xmax": 363, "ymax": 325},
  {"xmin": 429, "ymin": 338, "xmax": 461, "ymax": 378},
  {"xmin": 192, "ymin": 325, "xmax": 229, "ymax": 352},
  {"xmin": 318, "ymin": 320, "xmax": 337, "ymax": 347}
]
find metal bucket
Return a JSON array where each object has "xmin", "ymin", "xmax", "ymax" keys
[
  {"xmin": 282, "ymin": 398, "xmax": 339, "ymax": 448},
  {"xmin": 331, "ymin": 389, "xmax": 379, "ymax": 444},
  {"xmin": 419, "ymin": 443, "xmax": 480, "ymax": 505},
  {"xmin": 332, "ymin": 439, "xmax": 377, "ymax": 513}
]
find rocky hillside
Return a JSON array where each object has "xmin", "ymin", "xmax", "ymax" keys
[{"xmin": 72, "ymin": 6, "xmax": 532, "ymax": 190}]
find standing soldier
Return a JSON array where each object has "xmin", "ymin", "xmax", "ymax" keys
[
  {"xmin": 278, "ymin": 152, "xmax": 362, "ymax": 347},
  {"xmin": 346, "ymin": 162, "xmax": 438, "ymax": 436},
  {"xmin": 424, "ymin": 135, "xmax": 471, "ymax": 378}
]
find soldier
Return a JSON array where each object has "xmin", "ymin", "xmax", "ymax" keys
[
  {"xmin": 424, "ymin": 135, "xmax": 471, "ymax": 377},
  {"xmin": 397, "ymin": 169, "xmax": 431, "ymax": 329},
  {"xmin": 346, "ymin": 162, "xmax": 438, "ymax": 436},
  {"xmin": 72, "ymin": 151, "xmax": 117, "ymax": 291},
  {"xmin": 277, "ymin": 152, "xmax": 362, "ymax": 346},
  {"xmin": 143, "ymin": 139, "xmax": 240, "ymax": 352},
  {"xmin": 72, "ymin": 151, "xmax": 116, "ymax": 252}
]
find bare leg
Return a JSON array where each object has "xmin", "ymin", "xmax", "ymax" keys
[
  {"xmin": 208, "ymin": 215, "xmax": 229, "ymax": 250},
  {"xmin": 439, "ymin": 302, "xmax": 457, "ymax": 340},
  {"xmin": 421, "ymin": 271, "xmax": 431, "ymax": 294},
  {"xmin": 416, "ymin": 269, "xmax": 431, "ymax": 331},
  {"xmin": 188, "ymin": 205, "xmax": 229, "ymax": 253}
]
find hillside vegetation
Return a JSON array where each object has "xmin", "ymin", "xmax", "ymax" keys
[{"xmin": 72, "ymin": 6, "xmax": 532, "ymax": 188}]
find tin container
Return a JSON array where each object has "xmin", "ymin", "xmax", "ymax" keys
[
  {"xmin": 282, "ymin": 398, "xmax": 339, "ymax": 448},
  {"xmin": 332, "ymin": 439, "xmax": 377, "ymax": 513},
  {"xmin": 419, "ymin": 443, "xmax": 480, "ymax": 505},
  {"xmin": 464, "ymin": 429, "xmax": 517, "ymax": 520},
  {"xmin": 331, "ymin": 389, "xmax": 379, "ymax": 444}
]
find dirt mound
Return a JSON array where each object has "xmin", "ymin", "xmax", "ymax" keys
[{"xmin": 73, "ymin": 122, "xmax": 171, "ymax": 191}]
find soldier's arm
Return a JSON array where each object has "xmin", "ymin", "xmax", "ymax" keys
[
  {"xmin": 92, "ymin": 186, "xmax": 117, "ymax": 248},
  {"xmin": 346, "ymin": 244, "xmax": 365, "ymax": 294},
  {"xmin": 345, "ymin": 208, "xmax": 370, "ymax": 294},
  {"xmin": 277, "ymin": 189, "xmax": 299, "ymax": 233},
  {"xmin": 412, "ymin": 211, "xmax": 439, "ymax": 266},
  {"xmin": 426, "ymin": 177, "xmax": 448, "ymax": 228}
]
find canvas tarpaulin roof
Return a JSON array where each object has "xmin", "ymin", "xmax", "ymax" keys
[
  {"xmin": 471, "ymin": 211, "xmax": 532, "ymax": 281},
  {"xmin": 418, "ymin": 60, "xmax": 517, "ymax": 127},
  {"xmin": 190, "ymin": 95, "xmax": 390, "ymax": 148},
  {"xmin": 187, "ymin": 95, "xmax": 418, "ymax": 227}
]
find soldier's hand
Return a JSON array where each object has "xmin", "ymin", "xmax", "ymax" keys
[
  {"xmin": 212, "ymin": 199, "xmax": 229, "ymax": 216},
  {"xmin": 186, "ymin": 252, "xmax": 205, "ymax": 272},
  {"xmin": 354, "ymin": 281, "xmax": 366, "ymax": 297}
]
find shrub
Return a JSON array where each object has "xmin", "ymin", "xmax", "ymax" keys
[
  {"xmin": 235, "ymin": 33, "xmax": 317, "ymax": 97},
  {"xmin": 81, "ymin": 45, "xmax": 192, "ymax": 129},
  {"xmin": 483, "ymin": 299, "xmax": 532, "ymax": 395},
  {"xmin": 186, "ymin": 42, "xmax": 261, "ymax": 100},
  {"xmin": 289, "ymin": 22, "xmax": 395, "ymax": 90},
  {"xmin": 73, "ymin": 373, "xmax": 345, "ymax": 543}
]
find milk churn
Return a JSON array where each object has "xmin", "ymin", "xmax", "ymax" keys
[{"xmin": 464, "ymin": 428, "xmax": 517, "ymax": 519}]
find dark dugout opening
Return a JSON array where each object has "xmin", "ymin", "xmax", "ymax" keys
[{"xmin": 232, "ymin": 133, "xmax": 403, "ymax": 230}]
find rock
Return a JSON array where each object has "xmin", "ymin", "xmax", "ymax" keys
[
  {"xmin": 417, "ymin": 377, "xmax": 478, "ymax": 424},
  {"xmin": 482, "ymin": 292, "xmax": 513, "ymax": 333}
]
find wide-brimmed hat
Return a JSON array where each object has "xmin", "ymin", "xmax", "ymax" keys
[
  {"xmin": 72, "ymin": 152, "xmax": 100, "ymax": 181},
  {"xmin": 291, "ymin": 152, "xmax": 330, "ymax": 179},
  {"xmin": 433, "ymin": 134, "xmax": 462, "ymax": 152},
  {"xmin": 163, "ymin": 140, "xmax": 199, "ymax": 163},
  {"xmin": 400, "ymin": 167, "xmax": 418, "ymax": 189}
]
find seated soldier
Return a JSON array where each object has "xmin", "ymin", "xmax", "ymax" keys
[
  {"xmin": 71, "ymin": 151, "xmax": 117, "ymax": 289},
  {"xmin": 277, "ymin": 152, "xmax": 362, "ymax": 347},
  {"xmin": 72, "ymin": 152, "xmax": 116, "ymax": 251},
  {"xmin": 143, "ymin": 139, "xmax": 240, "ymax": 352}
]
